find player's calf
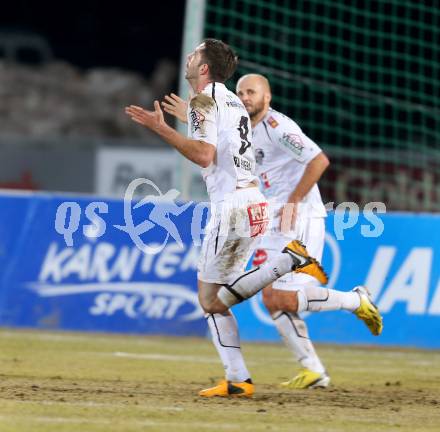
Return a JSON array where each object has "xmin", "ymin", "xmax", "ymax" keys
[
  {"xmin": 262, "ymin": 285, "xmax": 277, "ymax": 314},
  {"xmin": 263, "ymin": 286, "xmax": 299, "ymax": 314}
]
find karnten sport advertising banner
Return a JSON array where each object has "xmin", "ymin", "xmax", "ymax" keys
[{"xmin": 0, "ymin": 190, "xmax": 439, "ymax": 348}]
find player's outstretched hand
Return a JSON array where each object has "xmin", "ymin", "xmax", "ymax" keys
[
  {"xmin": 161, "ymin": 93, "xmax": 188, "ymax": 124},
  {"xmin": 125, "ymin": 101, "xmax": 166, "ymax": 131}
]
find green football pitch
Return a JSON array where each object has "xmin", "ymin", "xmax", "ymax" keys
[{"xmin": 0, "ymin": 329, "xmax": 439, "ymax": 431}]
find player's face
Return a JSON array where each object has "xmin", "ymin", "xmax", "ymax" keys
[
  {"xmin": 236, "ymin": 81, "xmax": 267, "ymax": 120},
  {"xmin": 185, "ymin": 44, "xmax": 204, "ymax": 80}
]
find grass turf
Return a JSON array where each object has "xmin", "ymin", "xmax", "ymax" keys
[{"xmin": 0, "ymin": 328, "xmax": 439, "ymax": 432}]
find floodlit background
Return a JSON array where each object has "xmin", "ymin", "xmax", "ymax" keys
[{"xmin": 1, "ymin": 0, "xmax": 438, "ymax": 207}]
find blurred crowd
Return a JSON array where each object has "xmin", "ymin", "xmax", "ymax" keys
[{"xmin": 0, "ymin": 58, "xmax": 177, "ymax": 139}]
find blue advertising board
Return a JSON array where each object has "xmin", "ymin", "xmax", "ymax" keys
[
  {"xmin": 235, "ymin": 212, "xmax": 440, "ymax": 349},
  {"xmin": 0, "ymin": 190, "xmax": 439, "ymax": 348},
  {"xmin": 0, "ymin": 190, "xmax": 206, "ymax": 336}
]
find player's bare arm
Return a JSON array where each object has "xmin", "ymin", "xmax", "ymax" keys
[
  {"xmin": 280, "ymin": 152, "xmax": 330, "ymax": 230},
  {"xmin": 161, "ymin": 93, "xmax": 188, "ymax": 123},
  {"xmin": 125, "ymin": 101, "xmax": 215, "ymax": 168}
]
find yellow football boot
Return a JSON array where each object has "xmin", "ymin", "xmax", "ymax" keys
[
  {"xmin": 283, "ymin": 240, "xmax": 328, "ymax": 285},
  {"xmin": 353, "ymin": 286, "xmax": 383, "ymax": 336},
  {"xmin": 199, "ymin": 379, "xmax": 254, "ymax": 398},
  {"xmin": 280, "ymin": 369, "xmax": 330, "ymax": 389}
]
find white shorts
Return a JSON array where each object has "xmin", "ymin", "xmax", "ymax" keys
[
  {"xmin": 198, "ymin": 188, "xmax": 268, "ymax": 284},
  {"xmin": 255, "ymin": 217, "xmax": 325, "ymax": 291}
]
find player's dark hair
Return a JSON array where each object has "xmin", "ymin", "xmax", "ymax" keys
[{"xmin": 199, "ymin": 39, "xmax": 238, "ymax": 82}]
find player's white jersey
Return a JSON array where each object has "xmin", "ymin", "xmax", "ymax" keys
[
  {"xmin": 253, "ymin": 108, "xmax": 327, "ymax": 218},
  {"xmin": 187, "ymin": 82, "xmax": 258, "ymax": 203}
]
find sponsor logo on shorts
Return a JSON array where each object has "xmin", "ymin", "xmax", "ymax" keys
[
  {"xmin": 252, "ymin": 249, "xmax": 268, "ymax": 266},
  {"xmin": 247, "ymin": 202, "xmax": 269, "ymax": 237}
]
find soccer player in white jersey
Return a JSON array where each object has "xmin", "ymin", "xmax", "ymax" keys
[
  {"xmin": 162, "ymin": 70, "xmax": 383, "ymax": 391},
  {"xmin": 236, "ymin": 74, "xmax": 383, "ymax": 388},
  {"xmin": 126, "ymin": 39, "xmax": 327, "ymax": 398}
]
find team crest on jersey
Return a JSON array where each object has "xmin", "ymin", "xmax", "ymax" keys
[
  {"xmin": 280, "ymin": 132, "xmax": 304, "ymax": 155},
  {"xmin": 267, "ymin": 116, "xmax": 279, "ymax": 128},
  {"xmin": 255, "ymin": 148, "xmax": 265, "ymax": 165},
  {"xmin": 190, "ymin": 109, "xmax": 205, "ymax": 133}
]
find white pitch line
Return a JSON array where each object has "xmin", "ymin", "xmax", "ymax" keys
[
  {"xmin": 113, "ymin": 351, "xmax": 220, "ymax": 363},
  {"xmin": 112, "ymin": 351, "xmax": 290, "ymax": 366},
  {"xmin": 4, "ymin": 399, "xmax": 264, "ymax": 417},
  {"xmin": 0, "ymin": 415, "xmax": 244, "ymax": 429},
  {"xmin": 7, "ymin": 399, "xmax": 184, "ymax": 411},
  {"xmin": 0, "ymin": 331, "xmax": 157, "ymax": 346}
]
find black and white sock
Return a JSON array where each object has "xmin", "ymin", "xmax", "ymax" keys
[
  {"xmin": 206, "ymin": 312, "xmax": 251, "ymax": 383},
  {"xmin": 272, "ymin": 311, "xmax": 325, "ymax": 374},
  {"xmin": 217, "ymin": 253, "xmax": 296, "ymax": 307},
  {"xmin": 297, "ymin": 285, "xmax": 361, "ymax": 313}
]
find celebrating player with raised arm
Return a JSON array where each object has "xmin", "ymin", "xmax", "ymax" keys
[
  {"xmin": 126, "ymin": 39, "xmax": 327, "ymax": 398},
  {"xmin": 162, "ymin": 72, "xmax": 383, "ymax": 391}
]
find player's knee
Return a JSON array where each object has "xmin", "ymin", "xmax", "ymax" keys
[
  {"xmin": 198, "ymin": 280, "xmax": 226, "ymax": 313},
  {"xmin": 198, "ymin": 293, "xmax": 213, "ymax": 313},
  {"xmin": 198, "ymin": 292, "xmax": 227, "ymax": 314}
]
